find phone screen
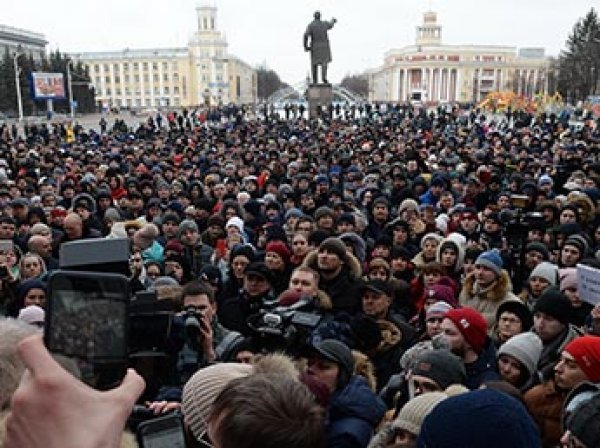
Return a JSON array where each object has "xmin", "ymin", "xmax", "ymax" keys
[
  {"xmin": 45, "ymin": 271, "xmax": 129, "ymax": 389},
  {"xmin": 137, "ymin": 414, "xmax": 186, "ymax": 448}
]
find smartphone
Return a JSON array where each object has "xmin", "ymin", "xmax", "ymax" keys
[
  {"xmin": 44, "ymin": 270, "xmax": 130, "ymax": 390},
  {"xmin": 137, "ymin": 413, "xmax": 187, "ymax": 448}
]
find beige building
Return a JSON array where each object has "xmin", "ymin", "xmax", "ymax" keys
[
  {"xmin": 368, "ymin": 11, "xmax": 550, "ymax": 104},
  {"xmin": 0, "ymin": 24, "xmax": 47, "ymax": 61},
  {"xmin": 70, "ymin": 5, "xmax": 256, "ymax": 110}
]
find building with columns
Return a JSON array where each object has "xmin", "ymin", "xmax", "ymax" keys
[
  {"xmin": 0, "ymin": 24, "xmax": 47, "ymax": 61},
  {"xmin": 70, "ymin": 5, "xmax": 256, "ymax": 110},
  {"xmin": 367, "ymin": 11, "xmax": 550, "ymax": 104}
]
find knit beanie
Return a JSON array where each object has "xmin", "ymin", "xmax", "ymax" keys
[
  {"xmin": 177, "ymin": 219, "xmax": 199, "ymax": 239},
  {"xmin": 568, "ymin": 394, "xmax": 600, "ymax": 448},
  {"xmin": 564, "ymin": 234, "xmax": 589, "ymax": 256},
  {"xmin": 496, "ymin": 300, "xmax": 533, "ymax": 330},
  {"xmin": 564, "ymin": 336, "xmax": 600, "ymax": 382},
  {"xmin": 340, "ymin": 232, "xmax": 366, "ymax": 263},
  {"xmin": 164, "ymin": 239, "xmax": 184, "ymax": 255},
  {"xmin": 230, "ymin": 244, "xmax": 255, "ymax": 263},
  {"xmin": 207, "ymin": 214, "xmax": 225, "ymax": 228},
  {"xmin": 226, "ymin": 216, "xmax": 244, "ymax": 234},
  {"xmin": 412, "ymin": 350, "xmax": 467, "ymax": 389},
  {"xmin": 314, "ymin": 206, "xmax": 334, "ymax": 221},
  {"xmin": 369, "ymin": 257, "xmax": 391, "ymax": 274},
  {"xmin": 529, "ymin": 262, "xmax": 559, "ymax": 286},
  {"xmin": 181, "ymin": 363, "xmax": 253, "ymax": 441},
  {"xmin": 532, "ymin": 286, "xmax": 572, "ymax": 325},
  {"xmin": 399, "ymin": 199, "xmax": 419, "ymax": 215},
  {"xmin": 444, "ymin": 308, "xmax": 488, "ymax": 353},
  {"xmin": 525, "ymin": 242, "xmax": 550, "ymax": 260},
  {"xmin": 475, "ymin": 249, "xmax": 503, "ymax": 277},
  {"xmin": 418, "ymin": 389, "xmax": 541, "ymax": 448},
  {"xmin": 426, "ymin": 301, "xmax": 454, "ymax": 320},
  {"xmin": 103, "ymin": 207, "xmax": 122, "ymax": 222},
  {"xmin": 265, "ymin": 240, "xmax": 291, "ymax": 264},
  {"xmin": 392, "ymin": 392, "xmax": 448, "ymax": 436},
  {"xmin": 424, "ymin": 284, "xmax": 457, "ymax": 307},
  {"xmin": 319, "ymin": 237, "xmax": 348, "ymax": 262},
  {"xmin": 421, "ymin": 233, "xmax": 444, "ymax": 249},
  {"xmin": 498, "ymin": 332, "xmax": 543, "ymax": 377},
  {"xmin": 559, "ymin": 268, "xmax": 578, "ymax": 292}
]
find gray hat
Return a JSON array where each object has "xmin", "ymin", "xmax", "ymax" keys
[
  {"xmin": 412, "ymin": 350, "xmax": 466, "ymax": 389},
  {"xmin": 314, "ymin": 206, "xmax": 335, "ymax": 221},
  {"xmin": 497, "ymin": 332, "xmax": 543, "ymax": 377},
  {"xmin": 177, "ymin": 219, "xmax": 198, "ymax": 239},
  {"xmin": 529, "ymin": 262, "xmax": 558, "ymax": 286},
  {"xmin": 318, "ymin": 237, "xmax": 348, "ymax": 263},
  {"xmin": 103, "ymin": 207, "xmax": 122, "ymax": 222}
]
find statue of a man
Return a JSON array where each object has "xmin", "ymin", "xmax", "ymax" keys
[{"xmin": 304, "ymin": 11, "xmax": 337, "ymax": 85}]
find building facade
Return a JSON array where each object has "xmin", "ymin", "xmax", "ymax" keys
[
  {"xmin": 367, "ymin": 11, "xmax": 550, "ymax": 104},
  {"xmin": 70, "ymin": 5, "xmax": 256, "ymax": 109},
  {"xmin": 0, "ymin": 24, "xmax": 47, "ymax": 60}
]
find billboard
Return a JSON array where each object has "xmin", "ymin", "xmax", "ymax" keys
[{"xmin": 31, "ymin": 72, "xmax": 66, "ymax": 100}]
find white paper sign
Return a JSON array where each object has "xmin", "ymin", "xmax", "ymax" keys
[{"xmin": 576, "ymin": 264, "xmax": 600, "ymax": 306}]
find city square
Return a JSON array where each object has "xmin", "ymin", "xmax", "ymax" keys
[{"xmin": 1, "ymin": 1, "xmax": 600, "ymax": 448}]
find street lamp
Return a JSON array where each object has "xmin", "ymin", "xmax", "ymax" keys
[
  {"xmin": 13, "ymin": 52, "xmax": 23, "ymax": 121},
  {"xmin": 66, "ymin": 58, "xmax": 74, "ymax": 118}
]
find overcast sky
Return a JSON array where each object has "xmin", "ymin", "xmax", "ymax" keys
[{"xmin": 4, "ymin": 0, "xmax": 596, "ymax": 84}]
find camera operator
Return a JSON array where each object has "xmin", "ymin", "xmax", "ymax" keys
[{"xmin": 147, "ymin": 280, "xmax": 242, "ymax": 414}]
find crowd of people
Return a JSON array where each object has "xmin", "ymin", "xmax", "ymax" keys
[{"xmin": 1, "ymin": 102, "xmax": 600, "ymax": 447}]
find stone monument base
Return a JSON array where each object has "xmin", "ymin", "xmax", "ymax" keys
[{"xmin": 308, "ymin": 84, "xmax": 333, "ymax": 119}]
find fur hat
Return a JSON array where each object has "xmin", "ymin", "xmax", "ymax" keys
[
  {"xmin": 497, "ymin": 332, "xmax": 543, "ymax": 377},
  {"xmin": 444, "ymin": 308, "xmax": 488, "ymax": 353}
]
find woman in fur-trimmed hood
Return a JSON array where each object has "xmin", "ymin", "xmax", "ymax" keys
[{"xmin": 459, "ymin": 249, "xmax": 519, "ymax": 333}]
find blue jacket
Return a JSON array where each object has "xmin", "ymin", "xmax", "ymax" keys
[
  {"xmin": 418, "ymin": 189, "xmax": 440, "ymax": 206},
  {"xmin": 327, "ymin": 376, "xmax": 386, "ymax": 448},
  {"xmin": 465, "ymin": 338, "xmax": 500, "ymax": 389}
]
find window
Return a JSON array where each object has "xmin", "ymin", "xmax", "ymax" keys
[
  {"xmin": 162, "ymin": 62, "xmax": 168, "ymax": 70},
  {"xmin": 174, "ymin": 86, "xmax": 180, "ymax": 94},
  {"xmin": 125, "ymin": 87, "xmax": 131, "ymax": 95},
  {"xmin": 152, "ymin": 63, "xmax": 158, "ymax": 70},
  {"xmin": 154, "ymin": 87, "xmax": 159, "ymax": 94},
  {"xmin": 116, "ymin": 88, "xmax": 121, "ymax": 95},
  {"xmin": 143, "ymin": 74, "xmax": 149, "ymax": 82},
  {"xmin": 143, "ymin": 62, "xmax": 148, "ymax": 70},
  {"xmin": 173, "ymin": 73, "xmax": 179, "ymax": 81},
  {"xmin": 103, "ymin": 64, "xmax": 109, "ymax": 71},
  {"xmin": 164, "ymin": 86, "xmax": 169, "ymax": 94},
  {"xmin": 105, "ymin": 76, "xmax": 110, "ymax": 83},
  {"xmin": 135, "ymin": 99, "xmax": 141, "ymax": 107},
  {"xmin": 153, "ymin": 74, "xmax": 159, "ymax": 82},
  {"xmin": 95, "ymin": 76, "xmax": 101, "ymax": 84},
  {"xmin": 113, "ymin": 63, "xmax": 119, "ymax": 72},
  {"xmin": 114, "ymin": 76, "xmax": 120, "ymax": 83},
  {"xmin": 133, "ymin": 62, "xmax": 139, "ymax": 70},
  {"xmin": 134, "ymin": 75, "xmax": 140, "ymax": 82},
  {"xmin": 124, "ymin": 74, "xmax": 130, "ymax": 82},
  {"xmin": 174, "ymin": 98, "xmax": 180, "ymax": 106},
  {"xmin": 94, "ymin": 64, "xmax": 100, "ymax": 72},
  {"xmin": 123, "ymin": 63, "xmax": 129, "ymax": 72},
  {"xmin": 163, "ymin": 73, "xmax": 169, "ymax": 81},
  {"xmin": 145, "ymin": 99, "xmax": 151, "ymax": 106},
  {"xmin": 106, "ymin": 88, "xmax": 111, "ymax": 95}
]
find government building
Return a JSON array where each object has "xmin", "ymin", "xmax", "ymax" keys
[
  {"xmin": 367, "ymin": 11, "xmax": 550, "ymax": 104},
  {"xmin": 0, "ymin": 24, "xmax": 47, "ymax": 61},
  {"xmin": 70, "ymin": 5, "xmax": 257, "ymax": 110}
]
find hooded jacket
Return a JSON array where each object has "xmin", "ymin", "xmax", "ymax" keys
[
  {"xmin": 459, "ymin": 270, "xmax": 519, "ymax": 333},
  {"xmin": 302, "ymin": 250, "xmax": 363, "ymax": 315},
  {"xmin": 327, "ymin": 376, "xmax": 386, "ymax": 448},
  {"xmin": 464, "ymin": 338, "xmax": 500, "ymax": 390}
]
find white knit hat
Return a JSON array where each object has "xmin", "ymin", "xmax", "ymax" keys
[
  {"xmin": 181, "ymin": 363, "xmax": 253, "ymax": 440},
  {"xmin": 392, "ymin": 392, "xmax": 448, "ymax": 435},
  {"xmin": 226, "ymin": 216, "xmax": 244, "ymax": 233}
]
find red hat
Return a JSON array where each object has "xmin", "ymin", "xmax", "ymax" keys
[
  {"xmin": 565, "ymin": 336, "xmax": 600, "ymax": 382},
  {"xmin": 425, "ymin": 284, "xmax": 457, "ymax": 307},
  {"xmin": 444, "ymin": 307, "xmax": 488, "ymax": 353},
  {"xmin": 265, "ymin": 240, "xmax": 291, "ymax": 264}
]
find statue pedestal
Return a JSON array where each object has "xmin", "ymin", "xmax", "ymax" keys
[{"xmin": 308, "ymin": 84, "xmax": 333, "ymax": 119}]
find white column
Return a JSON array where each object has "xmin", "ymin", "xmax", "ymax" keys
[
  {"xmin": 446, "ymin": 68, "xmax": 451, "ymax": 101},
  {"xmin": 455, "ymin": 69, "xmax": 461, "ymax": 102},
  {"xmin": 392, "ymin": 67, "xmax": 399, "ymax": 102},
  {"xmin": 405, "ymin": 69, "xmax": 410, "ymax": 101}
]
